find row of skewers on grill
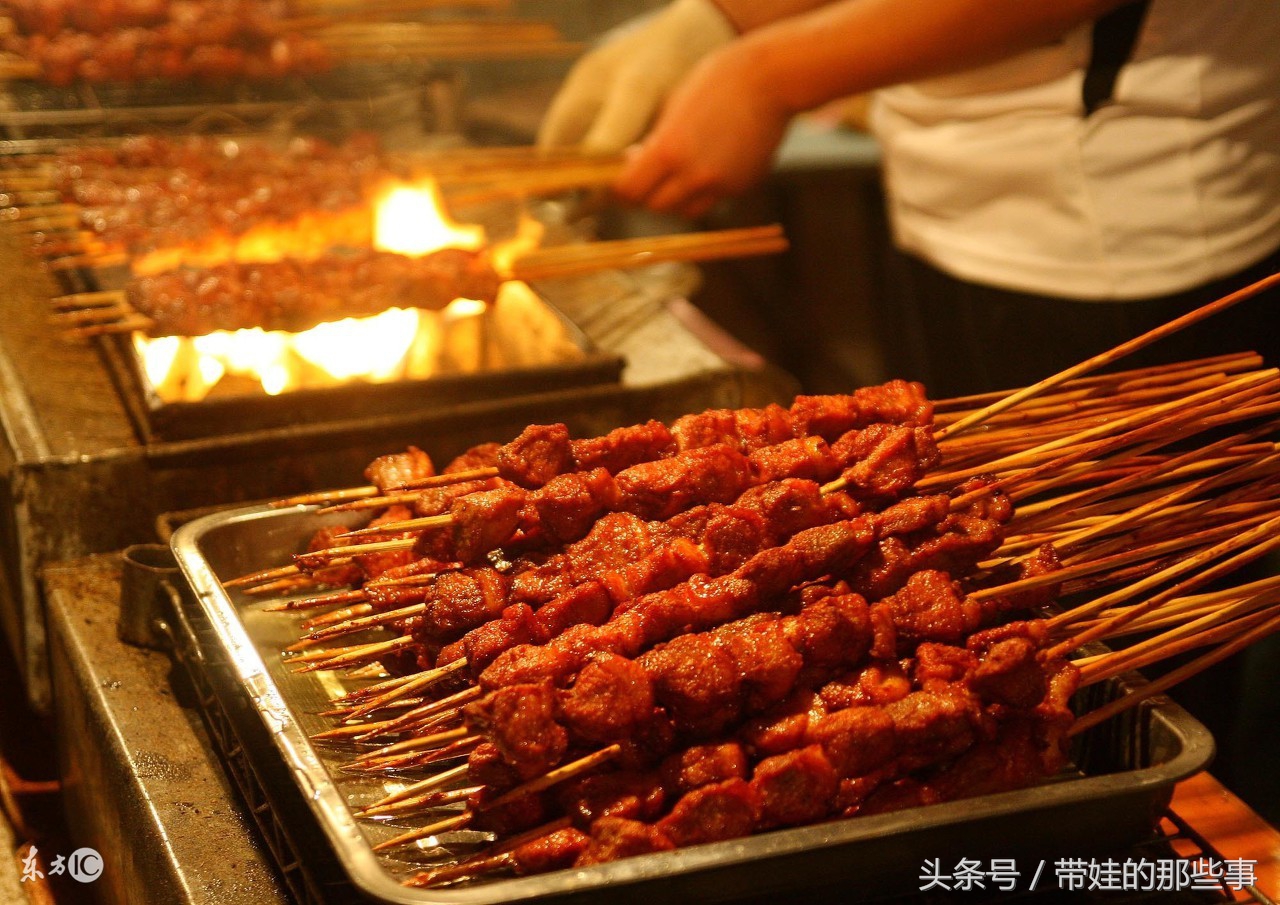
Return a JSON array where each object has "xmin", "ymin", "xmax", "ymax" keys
[
  {"xmin": 0, "ymin": 0, "xmax": 576, "ymax": 86},
  {"xmin": 221, "ymin": 280, "xmax": 1280, "ymax": 887},
  {"xmin": 0, "ymin": 133, "xmax": 787, "ymax": 338}
]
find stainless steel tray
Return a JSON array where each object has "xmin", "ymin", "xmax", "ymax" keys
[{"xmin": 170, "ymin": 503, "xmax": 1217, "ymax": 905}]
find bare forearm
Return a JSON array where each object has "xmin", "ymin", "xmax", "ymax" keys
[
  {"xmin": 708, "ymin": 0, "xmax": 837, "ymax": 33},
  {"xmin": 733, "ymin": 0, "xmax": 1134, "ymax": 114}
]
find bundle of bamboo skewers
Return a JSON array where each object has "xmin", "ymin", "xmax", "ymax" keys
[{"xmin": 212, "ymin": 274, "xmax": 1280, "ymax": 884}]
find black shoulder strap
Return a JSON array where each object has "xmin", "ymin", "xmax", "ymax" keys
[{"xmin": 1082, "ymin": 0, "xmax": 1152, "ymax": 115}]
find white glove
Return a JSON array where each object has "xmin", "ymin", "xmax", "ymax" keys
[{"xmin": 537, "ymin": 0, "xmax": 736, "ymax": 154}]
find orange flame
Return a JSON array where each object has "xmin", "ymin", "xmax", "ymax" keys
[{"xmin": 133, "ymin": 178, "xmax": 502, "ymax": 401}]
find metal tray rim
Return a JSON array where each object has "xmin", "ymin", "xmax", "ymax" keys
[{"xmin": 170, "ymin": 502, "xmax": 1217, "ymax": 905}]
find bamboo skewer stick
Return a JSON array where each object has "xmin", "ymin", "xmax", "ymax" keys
[
  {"xmin": 1044, "ymin": 450, "xmax": 1280, "ymax": 558},
  {"xmin": 361, "ymin": 763, "xmax": 471, "ymax": 814},
  {"xmin": 507, "ymin": 226, "xmax": 788, "ymax": 282},
  {"xmin": 65, "ymin": 315, "xmax": 155, "ymax": 339},
  {"xmin": 287, "ymin": 601, "xmax": 428, "ymax": 649},
  {"xmin": 342, "ymin": 660, "xmax": 467, "ymax": 720},
  {"xmin": 1080, "ymin": 606, "xmax": 1279, "ymax": 685},
  {"xmin": 1085, "ymin": 576, "xmax": 1280, "ymax": 640},
  {"xmin": 973, "ymin": 512, "xmax": 1280, "ymax": 605},
  {"xmin": 939, "ymin": 370, "xmax": 1277, "ymax": 487},
  {"xmin": 403, "ymin": 819, "xmax": 575, "ymax": 889},
  {"xmin": 936, "ymin": 270, "xmax": 1280, "ymax": 438},
  {"xmin": 940, "ymin": 373, "xmax": 1279, "ymax": 510},
  {"xmin": 1044, "ymin": 513, "xmax": 1280, "ymax": 656},
  {"xmin": 350, "ymin": 686, "xmax": 483, "ymax": 744},
  {"xmin": 1008, "ymin": 427, "xmax": 1280, "ymax": 540},
  {"xmin": 293, "ymin": 635, "xmax": 417, "ymax": 672},
  {"xmin": 1068, "ymin": 610, "xmax": 1280, "ymax": 737},
  {"xmin": 930, "ymin": 352, "xmax": 1262, "ymax": 414},
  {"xmin": 444, "ymin": 164, "xmax": 624, "ymax": 208},
  {"xmin": 369, "ymin": 745, "xmax": 623, "ymax": 851},
  {"xmin": 372, "ymin": 814, "xmax": 473, "ymax": 853}
]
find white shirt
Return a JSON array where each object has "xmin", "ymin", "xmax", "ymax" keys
[{"xmin": 870, "ymin": 0, "xmax": 1280, "ymax": 300}]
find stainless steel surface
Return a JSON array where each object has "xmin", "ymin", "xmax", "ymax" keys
[
  {"xmin": 43, "ymin": 553, "xmax": 288, "ymax": 905},
  {"xmin": 169, "ymin": 503, "xmax": 1217, "ymax": 905},
  {"xmin": 117, "ymin": 542, "xmax": 182, "ymax": 650}
]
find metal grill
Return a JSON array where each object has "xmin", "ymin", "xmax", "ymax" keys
[{"xmin": 0, "ymin": 67, "xmax": 463, "ymax": 142}]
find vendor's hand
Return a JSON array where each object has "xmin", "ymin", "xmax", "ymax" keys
[
  {"xmin": 614, "ymin": 42, "xmax": 793, "ymax": 219},
  {"xmin": 537, "ymin": 0, "xmax": 735, "ymax": 154}
]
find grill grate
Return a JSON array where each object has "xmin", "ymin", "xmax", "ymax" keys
[{"xmin": 0, "ymin": 67, "xmax": 461, "ymax": 141}]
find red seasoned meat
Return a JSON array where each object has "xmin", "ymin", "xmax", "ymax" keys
[
  {"xmin": 514, "ymin": 828, "xmax": 591, "ymax": 874},
  {"xmin": 449, "ymin": 604, "xmax": 539, "ymax": 672},
  {"xmin": 480, "ymin": 644, "xmax": 578, "ymax": 690},
  {"xmin": 450, "ymin": 487, "xmax": 526, "ymax": 563},
  {"xmin": 833, "ymin": 423, "xmax": 940, "ymax": 502},
  {"xmin": 751, "ymin": 745, "xmax": 839, "ymax": 828},
  {"xmin": 613, "ymin": 446, "xmax": 753, "ymax": 521},
  {"xmin": 637, "ymin": 635, "xmax": 742, "ymax": 736},
  {"xmin": 529, "ymin": 468, "xmax": 619, "ymax": 544},
  {"xmin": 556, "ymin": 772, "xmax": 667, "ymax": 826},
  {"xmin": 747, "ymin": 435, "xmax": 836, "ymax": 483},
  {"xmin": 660, "ymin": 742, "xmax": 749, "ymax": 794},
  {"xmin": 819, "ymin": 661, "xmax": 911, "ymax": 710},
  {"xmin": 789, "ymin": 380, "xmax": 933, "ymax": 439},
  {"xmin": 575, "ymin": 817, "xmax": 674, "ymax": 865},
  {"xmin": 557, "ymin": 653, "xmax": 655, "ymax": 745},
  {"xmin": 464, "ymin": 683, "xmax": 567, "ymax": 780},
  {"xmin": 362, "ymin": 446, "xmax": 434, "ymax": 493},
  {"xmin": 533, "ymin": 581, "xmax": 613, "ymax": 641},
  {"xmin": 655, "ymin": 779, "xmax": 761, "ymax": 847},
  {"xmin": 498, "ymin": 423, "xmax": 573, "ymax": 489},
  {"xmin": 570, "ymin": 421, "xmax": 675, "ymax": 473},
  {"xmin": 784, "ymin": 592, "xmax": 873, "ymax": 679},
  {"xmin": 717, "ymin": 620, "xmax": 803, "ymax": 712},
  {"xmin": 877, "ymin": 570, "xmax": 991, "ymax": 652},
  {"xmin": 416, "ymin": 569, "xmax": 511, "ymax": 640},
  {"xmin": 805, "ymin": 706, "xmax": 898, "ymax": 777}
]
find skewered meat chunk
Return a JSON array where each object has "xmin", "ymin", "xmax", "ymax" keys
[
  {"xmin": 638, "ymin": 635, "xmax": 743, "ymax": 737},
  {"xmin": 363, "ymin": 446, "xmax": 434, "ymax": 494},
  {"xmin": 751, "ymin": 745, "xmax": 839, "ymax": 828},
  {"xmin": 557, "ymin": 654, "xmax": 654, "ymax": 745},
  {"xmin": 660, "ymin": 742, "xmax": 749, "ymax": 794},
  {"xmin": 654, "ymin": 779, "xmax": 760, "ymax": 847},
  {"xmin": 569, "ymin": 421, "xmax": 677, "ymax": 475},
  {"xmin": 555, "ymin": 772, "xmax": 667, "ymax": 826},
  {"xmin": 804, "ymin": 707, "xmax": 897, "ymax": 778},
  {"xmin": 31, "ymin": 134, "xmax": 394, "ymax": 284},
  {"xmin": 128, "ymin": 248, "xmax": 502, "ymax": 337},
  {"xmin": 497, "ymin": 424, "xmax": 573, "ymax": 490},
  {"xmin": 574, "ymin": 817, "xmax": 675, "ymax": 865},
  {"xmin": 466, "ymin": 683, "xmax": 568, "ymax": 781},
  {"xmin": 2, "ymin": 0, "xmax": 290, "ymax": 38},
  {"xmin": 510, "ymin": 828, "xmax": 592, "ymax": 875},
  {"xmin": 612, "ymin": 446, "xmax": 754, "ymax": 523},
  {"xmin": 790, "ymin": 380, "xmax": 933, "ymax": 438}
]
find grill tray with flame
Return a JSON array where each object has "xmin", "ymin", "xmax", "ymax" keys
[
  {"xmin": 168, "ymin": 502, "xmax": 1216, "ymax": 905},
  {"xmin": 1, "ymin": 131, "xmax": 625, "ymax": 443},
  {"xmin": 97, "ymin": 280, "xmax": 624, "ymax": 442}
]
